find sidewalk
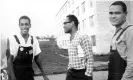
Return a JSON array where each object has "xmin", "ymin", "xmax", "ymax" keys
[{"xmin": 34, "ymin": 71, "xmax": 108, "ymax": 80}]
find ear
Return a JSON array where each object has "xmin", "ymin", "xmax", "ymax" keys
[
  {"xmin": 29, "ymin": 24, "xmax": 31, "ymax": 28},
  {"xmin": 71, "ymin": 21, "xmax": 74, "ymax": 26}
]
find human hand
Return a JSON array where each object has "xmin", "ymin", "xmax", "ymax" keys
[
  {"xmin": 87, "ymin": 76, "xmax": 93, "ymax": 80},
  {"xmin": 43, "ymin": 75, "xmax": 49, "ymax": 80},
  {"xmin": 11, "ymin": 76, "xmax": 17, "ymax": 80}
]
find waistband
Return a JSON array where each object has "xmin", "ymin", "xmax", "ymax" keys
[
  {"xmin": 69, "ymin": 68, "xmax": 86, "ymax": 72},
  {"xmin": 13, "ymin": 63, "xmax": 32, "ymax": 67},
  {"xmin": 109, "ymin": 72, "xmax": 124, "ymax": 75}
]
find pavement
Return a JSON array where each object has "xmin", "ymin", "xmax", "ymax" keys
[{"xmin": 34, "ymin": 71, "xmax": 108, "ymax": 80}]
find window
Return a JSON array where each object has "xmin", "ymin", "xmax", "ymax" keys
[
  {"xmin": 89, "ymin": 15, "xmax": 94, "ymax": 27},
  {"xmin": 90, "ymin": 0, "xmax": 93, "ymax": 7},
  {"xmin": 82, "ymin": 1, "xmax": 85, "ymax": 13},
  {"xmin": 72, "ymin": 0, "xmax": 74, "ymax": 4},
  {"xmin": 82, "ymin": 19, "xmax": 86, "ymax": 29},
  {"xmin": 72, "ymin": 11, "xmax": 74, "ymax": 14},
  {"xmin": 91, "ymin": 35, "xmax": 96, "ymax": 46},
  {"xmin": 78, "ymin": 23, "xmax": 80, "ymax": 30},
  {"xmin": 76, "ymin": 7, "xmax": 79, "ymax": 16},
  {"xmin": 68, "ymin": 1, "xmax": 70, "ymax": 8},
  {"xmin": 65, "ymin": 5, "xmax": 67, "ymax": 12}
]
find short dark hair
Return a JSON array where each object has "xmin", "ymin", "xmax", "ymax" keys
[
  {"xmin": 67, "ymin": 14, "xmax": 79, "ymax": 28},
  {"xmin": 19, "ymin": 15, "xmax": 31, "ymax": 25},
  {"xmin": 110, "ymin": 1, "xmax": 127, "ymax": 14}
]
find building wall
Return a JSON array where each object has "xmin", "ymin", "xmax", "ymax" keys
[
  {"xmin": 55, "ymin": 0, "xmax": 97, "ymax": 50},
  {"xmin": 127, "ymin": 0, "xmax": 133, "ymax": 24},
  {"xmin": 95, "ymin": 1, "xmax": 115, "ymax": 54},
  {"xmin": 55, "ymin": 0, "xmax": 133, "ymax": 54},
  {"xmin": 95, "ymin": 0, "xmax": 133, "ymax": 54}
]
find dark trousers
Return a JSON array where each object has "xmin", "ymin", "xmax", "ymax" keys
[
  {"xmin": 66, "ymin": 68, "xmax": 93, "ymax": 80},
  {"xmin": 14, "ymin": 64, "xmax": 34, "ymax": 80}
]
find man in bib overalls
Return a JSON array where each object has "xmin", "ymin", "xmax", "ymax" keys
[
  {"xmin": 8, "ymin": 16, "xmax": 49, "ymax": 80},
  {"xmin": 108, "ymin": 1, "xmax": 133, "ymax": 80}
]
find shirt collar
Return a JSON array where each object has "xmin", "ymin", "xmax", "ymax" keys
[
  {"xmin": 115, "ymin": 21, "xmax": 129, "ymax": 33},
  {"xmin": 74, "ymin": 31, "xmax": 79, "ymax": 37},
  {"xmin": 17, "ymin": 33, "xmax": 31, "ymax": 40},
  {"xmin": 69, "ymin": 31, "xmax": 79, "ymax": 41},
  {"xmin": 121, "ymin": 21, "xmax": 129, "ymax": 29}
]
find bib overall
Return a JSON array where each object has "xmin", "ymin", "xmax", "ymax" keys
[
  {"xmin": 13, "ymin": 35, "xmax": 34, "ymax": 80},
  {"xmin": 108, "ymin": 25, "xmax": 131, "ymax": 80}
]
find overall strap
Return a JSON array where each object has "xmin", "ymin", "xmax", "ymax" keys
[
  {"xmin": 31, "ymin": 36, "xmax": 33, "ymax": 45},
  {"xmin": 30, "ymin": 36, "xmax": 34, "ymax": 62},
  {"xmin": 14, "ymin": 35, "xmax": 34, "ymax": 45},
  {"xmin": 116, "ymin": 25, "xmax": 132, "ymax": 41},
  {"xmin": 14, "ymin": 35, "xmax": 20, "ymax": 44}
]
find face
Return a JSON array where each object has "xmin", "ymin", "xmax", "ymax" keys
[
  {"xmin": 63, "ymin": 17, "xmax": 73, "ymax": 33},
  {"xmin": 109, "ymin": 5, "xmax": 127, "ymax": 27},
  {"xmin": 19, "ymin": 19, "xmax": 31, "ymax": 35}
]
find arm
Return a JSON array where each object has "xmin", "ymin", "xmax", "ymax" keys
[
  {"xmin": 80, "ymin": 35, "xmax": 94, "ymax": 76},
  {"xmin": 7, "ymin": 36, "xmax": 17, "ymax": 80},
  {"xmin": 121, "ymin": 27, "xmax": 133, "ymax": 80},
  {"xmin": 33, "ymin": 37, "xmax": 49, "ymax": 80},
  {"xmin": 8, "ymin": 54, "xmax": 16, "ymax": 80},
  {"xmin": 6, "ymin": 38, "xmax": 10, "ymax": 60},
  {"xmin": 34, "ymin": 54, "xmax": 49, "ymax": 80}
]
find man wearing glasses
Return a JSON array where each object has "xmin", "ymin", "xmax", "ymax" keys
[{"xmin": 63, "ymin": 14, "xmax": 93, "ymax": 80}]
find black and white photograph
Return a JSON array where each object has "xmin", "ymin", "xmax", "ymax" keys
[{"xmin": 1, "ymin": 0, "xmax": 133, "ymax": 80}]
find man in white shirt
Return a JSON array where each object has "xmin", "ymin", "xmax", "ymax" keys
[
  {"xmin": 0, "ymin": 33, "xmax": 9, "ymax": 80},
  {"xmin": 8, "ymin": 15, "xmax": 49, "ymax": 80}
]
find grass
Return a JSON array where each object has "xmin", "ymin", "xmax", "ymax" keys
[
  {"xmin": 33, "ymin": 40, "xmax": 109, "ymax": 76},
  {"xmin": 33, "ymin": 41, "xmax": 68, "ymax": 76},
  {"xmin": 94, "ymin": 54, "xmax": 109, "ymax": 62}
]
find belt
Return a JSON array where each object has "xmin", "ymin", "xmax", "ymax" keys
[{"xmin": 70, "ymin": 68, "xmax": 86, "ymax": 72}]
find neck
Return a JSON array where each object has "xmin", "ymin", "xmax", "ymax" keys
[
  {"xmin": 70, "ymin": 28, "xmax": 78, "ymax": 37},
  {"xmin": 115, "ymin": 20, "xmax": 126, "ymax": 29},
  {"xmin": 116, "ymin": 27, "xmax": 121, "ymax": 32},
  {"xmin": 21, "ymin": 33, "xmax": 29, "ymax": 39}
]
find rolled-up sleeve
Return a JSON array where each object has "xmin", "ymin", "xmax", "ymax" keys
[
  {"xmin": 9, "ymin": 36, "xmax": 19, "ymax": 58},
  {"xmin": 121, "ymin": 26, "xmax": 133, "ymax": 80},
  {"xmin": 33, "ymin": 37, "xmax": 41, "ymax": 56}
]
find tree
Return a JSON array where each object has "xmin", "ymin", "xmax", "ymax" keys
[{"xmin": 36, "ymin": 36, "xmax": 40, "ymax": 40}]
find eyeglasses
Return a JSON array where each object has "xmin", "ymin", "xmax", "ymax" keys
[
  {"xmin": 63, "ymin": 21, "xmax": 71, "ymax": 25},
  {"xmin": 20, "ymin": 23, "xmax": 30, "ymax": 26}
]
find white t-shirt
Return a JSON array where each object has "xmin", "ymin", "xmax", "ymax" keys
[
  {"xmin": 9, "ymin": 34, "xmax": 41, "ymax": 60},
  {"xmin": 0, "ymin": 33, "xmax": 8, "ymax": 69}
]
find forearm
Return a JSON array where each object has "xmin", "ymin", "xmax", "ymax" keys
[
  {"xmin": 85, "ymin": 54, "xmax": 94, "ymax": 76},
  {"xmin": 34, "ymin": 55, "xmax": 48, "ymax": 77},
  {"xmin": 8, "ymin": 55, "xmax": 16, "ymax": 79}
]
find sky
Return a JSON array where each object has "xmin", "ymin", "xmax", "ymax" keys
[{"xmin": 0, "ymin": 0, "xmax": 66, "ymax": 37}]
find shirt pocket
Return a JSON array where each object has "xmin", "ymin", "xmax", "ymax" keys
[{"xmin": 116, "ymin": 37, "xmax": 126, "ymax": 47}]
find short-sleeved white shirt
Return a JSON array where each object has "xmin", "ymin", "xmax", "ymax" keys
[
  {"xmin": 0, "ymin": 33, "xmax": 8, "ymax": 69},
  {"xmin": 9, "ymin": 33, "xmax": 41, "ymax": 60}
]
